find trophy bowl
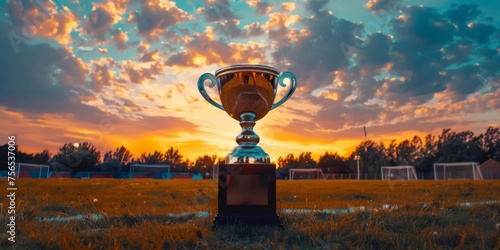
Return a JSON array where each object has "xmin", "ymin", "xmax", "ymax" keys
[{"xmin": 198, "ymin": 64, "xmax": 296, "ymax": 164}]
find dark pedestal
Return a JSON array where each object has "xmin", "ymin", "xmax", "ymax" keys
[{"xmin": 213, "ymin": 164, "xmax": 282, "ymax": 227}]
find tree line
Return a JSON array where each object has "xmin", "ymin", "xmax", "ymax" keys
[
  {"xmin": 1, "ymin": 127, "xmax": 499, "ymax": 177},
  {"xmin": 276, "ymin": 126, "xmax": 499, "ymax": 179}
]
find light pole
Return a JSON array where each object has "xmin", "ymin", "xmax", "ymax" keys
[{"xmin": 354, "ymin": 155, "xmax": 360, "ymax": 180}]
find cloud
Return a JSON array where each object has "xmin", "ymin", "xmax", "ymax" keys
[
  {"xmin": 0, "ymin": 106, "xmax": 201, "ymax": 159},
  {"xmin": 140, "ymin": 92, "xmax": 155, "ymax": 102},
  {"xmin": 128, "ymin": 0, "xmax": 188, "ymax": 42},
  {"xmin": 198, "ymin": 0, "xmax": 238, "ymax": 22},
  {"xmin": 270, "ymin": 10, "xmax": 361, "ymax": 93},
  {"xmin": 119, "ymin": 98, "xmax": 144, "ymax": 112},
  {"xmin": 382, "ymin": 5, "xmax": 498, "ymax": 106},
  {"xmin": 197, "ymin": 1, "xmax": 267, "ymax": 39},
  {"xmin": 0, "ymin": 22, "xmax": 120, "ymax": 125},
  {"xmin": 7, "ymin": 0, "xmax": 79, "ymax": 44},
  {"xmin": 445, "ymin": 4, "xmax": 481, "ymax": 29},
  {"xmin": 261, "ymin": 12, "xmax": 302, "ymax": 42},
  {"xmin": 445, "ymin": 4, "xmax": 496, "ymax": 44},
  {"xmin": 305, "ymin": 0, "xmax": 329, "ymax": 14},
  {"xmin": 391, "ymin": 6, "xmax": 455, "ymax": 48},
  {"xmin": 111, "ymin": 28, "xmax": 129, "ymax": 51},
  {"xmin": 266, "ymin": 1, "xmax": 500, "ymax": 140},
  {"xmin": 355, "ymin": 32, "xmax": 392, "ymax": 66},
  {"xmin": 245, "ymin": 22, "xmax": 265, "ymax": 37},
  {"xmin": 365, "ymin": 0, "xmax": 402, "ymax": 14},
  {"xmin": 165, "ymin": 30, "xmax": 269, "ymax": 68},
  {"xmin": 280, "ymin": 2, "xmax": 296, "ymax": 12},
  {"xmin": 136, "ymin": 41, "xmax": 150, "ymax": 54},
  {"xmin": 97, "ymin": 47, "xmax": 108, "ymax": 54},
  {"xmin": 214, "ymin": 19, "xmax": 246, "ymax": 38},
  {"xmin": 89, "ymin": 60, "xmax": 120, "ymax": 91},
  {"xmin": 83, "ymin": 3, "xmax": 120, "ymax": 41},
  {"xmin": 140, "ymin": 49, "xmax": 160, "ymax": 62},
  {"xmin": 121, "ymin": 60, "xmax": 165, "ymax": 84},
  {"xmin": 246, "ymin": 0, "xmax": 273, "ymax": 16}
]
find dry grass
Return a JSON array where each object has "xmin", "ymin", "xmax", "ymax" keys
[{"xmin": 0, "ymin": 179, "xmax": 499, "ymax": 249}]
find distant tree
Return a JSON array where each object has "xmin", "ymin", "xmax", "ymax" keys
[
  {"xmin": 297, "ymin": 152, "xmax": 317, "ymax": 168},
  {"xmin": 136, "ymin": 147, "xmax": 187, "ymax": 172},
  {"xmin": 32, "ymin": 149, "xmax": 51, "ymax": 165},
  {"xmin": 277, "ymin": 156, "xmax": 286, "ymax": 168},
  {"xmin": 277, "ymin": 153, "xmax": 299, "ymax": 168},
  {"xmin": 139, "ymin": 151, "xmax": 165, "ymax": 164},
  {"xmin": 101, "ymin": 146, "xmax": 133, "ymax": 174},
  {"xmin": 112, "ymin": 146, "xmax": 133, "ymax": 165},
  {"xmin": 435, "ymin": 129, "xmax": 482, "ymax": 163},
  {"xmin": 193, "ymin": 154, "xmax": 218, "ymax": 175},
  {"xmin": 317, "ymin": 151, "xmax": 349, "ymax": 173},
  {"xmin": 352, "ymin": 140, "xmax": 387, "ymax": 176},
  {"xmin": 50, "ymin": 142, "xmax": 101, "ymax": 174},
  {"xmin": 0, "ymin": 144, "xmax": 35, "ymax": 170},
  {"xmin": 421, "ymin": 133, "xmax": 438, "ymax": 172},
  {"xmin": 385, "ymin": 140, "xmax": 397, "ymax": 166},
  {"xmin": 164, "ymin": 147, "xmax": 183, "ymax": 166},
  {"xmin": 480, "ymin": 126, "xmax": 500, "ymax": 161},
  {"xmin": 396, "ymin": 136, "xmax": 425, "ymax": 171}
]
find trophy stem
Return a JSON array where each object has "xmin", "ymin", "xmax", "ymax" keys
[
  {"xmin": 236, "ymin": 113, "xmax": 260, "ymax": 148},
  {"xmin": 226, "ymin": 112, "xmax": 270, "ymax": 164}
]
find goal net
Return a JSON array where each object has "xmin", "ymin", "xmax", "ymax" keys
[
  {"xmin": 129, "ymin": 164, "xmax": 170, "ymax": 179},
  {"xmin": 381, "ymin": 166, "xmax": 418, "ymax": 180},
  {"xmin": 16, "ymin": 163, "xmax": 50, "ymax": 178},
  {"xmin": 289, "ymin": 168, "xmax": 326, "ymax": 180},
  {"xmin": 433, "ymin": 162, "xmax": 483, "ymax": 180}
]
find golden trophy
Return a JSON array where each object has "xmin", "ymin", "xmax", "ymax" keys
[
  {"xmin": 198, "ymin": 64, "xmax": 296, "ymax": 226},
  {"xmin": 198, "ymin": 64, "xmax": 296, "ymax": 164}
]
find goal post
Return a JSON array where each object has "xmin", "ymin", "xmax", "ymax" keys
[
  {"xmin": 213, "ymin": 163, "xmax": 219, "ymax": 180},
  {"xmin": 381, "ymin": 166, "xmax": 418, "ymax": 180},
  {"xmin": 16, "ymin": 163, "xmax": 50, "ymax": 178},
  {"xmin": 129, "ymin": 164, "xmax": 170, "ymax": 179},
  {"xmin": 433, "ymin": 162, "xmax": 483, "ymax": 180},
  {"xmin": 289, "ymin": 168, "xmax": 326, "ymax": 180}
]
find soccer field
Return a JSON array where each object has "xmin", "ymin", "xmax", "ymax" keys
[{"xmin": 1, "ymin": 179, "xmax": 499, "ymax": 249}]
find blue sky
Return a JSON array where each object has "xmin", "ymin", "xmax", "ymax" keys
[{"xmin": 0, "ymin": 0, "xmax": 499, "ymax": 161}]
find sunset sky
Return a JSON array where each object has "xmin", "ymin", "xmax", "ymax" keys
[{"xmin": 1, "ymin": 0, "xmax": 499, "ymax": 162}]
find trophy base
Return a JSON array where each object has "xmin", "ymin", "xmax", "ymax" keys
[
  {"xmin": 213, "ymin": 164, "xmax": 282, "ymax": 228},
  {"xmin": 226, "ymin": 145, "xmax": 270, "ymax": 164}
]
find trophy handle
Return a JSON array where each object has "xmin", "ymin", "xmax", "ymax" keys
[
  {"xmin": 271, "ymin": 72, "xmax": 297, "ymax": 110},
  {"xmin": 198, "ymin": 73, "xmax": 224, "ymax": 111}
]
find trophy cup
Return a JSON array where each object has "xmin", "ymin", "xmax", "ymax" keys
[{"xmin": 198, "ymin": 64, "xmax": 296, "ymax": 226}]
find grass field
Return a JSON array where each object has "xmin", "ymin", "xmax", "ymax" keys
[{"xmin": 0, "ymin": 179, "xmax": 499, "ymax": 249}]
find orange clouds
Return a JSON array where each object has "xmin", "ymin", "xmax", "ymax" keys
[
  {"xmin": 121, "ymin": 60, "xmax": 164, "ymax": 84},
  {"xmin": 264, "ymin": 12, "xmax": 300, "ymax": 29},
  {"xmin": 7, "ymin": 0, "xmax": 79, "ymax": 44},
  {"xmin": 83, "ymin": 0, "xmax": 128, "ymax": 41},
  {"xmin": 165, "ymin": 31, "xmax": 269, "ymax": 69},
  {"xmin": 90, "ymin": 60, "xmax": 119, "ymax": 91},
  {"xmin": 246, "ymin": 0, "xmax": 273, "ymax": 15},
  {"xmin": 111, "ymin": 28, "xmax": 129, "ymax": 51},
  {"xmin": 365, "ymin": 0, "xmax": 400, "ymax": 14},
  {"xmin": 280, "ymin": 2, "xmax": 296, "ymax": 12},
  {"xmin": 0, "ymin": 106, "xmax": 210, "ymax": 161}
]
